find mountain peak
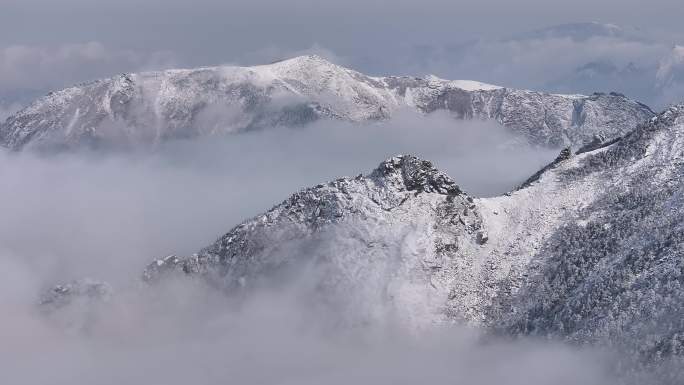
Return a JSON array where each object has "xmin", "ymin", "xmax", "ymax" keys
[
  {"xmin": 289, "ymin": 54, "xmax": 330, "ymax": 63},
  {"xmin": 264, "ymin": 54, "xmax": 340, "ymax": 71},
  {"xmin": 270, "ymin": 53, "xmax": 328, "ymax": 63},
  {"xmin": 372, "ymin": 155, "xmax": 462, "ymax": 196}
]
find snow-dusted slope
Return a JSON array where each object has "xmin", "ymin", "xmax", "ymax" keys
[
  {"xmin": 0, "ymin": 55, "xmax": 653, "ymax": 151},
  {"xmin": 483, "ymin": 105, "xmax": 684, "ymax": 365},
  {"xmin": 448, "ymin": 105, "xmax": 684, "ymax": 372},
  {"xmin": 134, "ymin": 105, "xmax": 684, "ymax": 371},
  {"xmin": 142, "ymin": 155, "xmax": 486, "ymax": 327}
]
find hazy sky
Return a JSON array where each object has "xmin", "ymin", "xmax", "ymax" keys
[
  {"xmin": 2, "ymin": 0, "xmax": 683, "ymax": 53},
  {"xmin": 1, "ymin": 0, "xmax": 683, "ymax": 99}
]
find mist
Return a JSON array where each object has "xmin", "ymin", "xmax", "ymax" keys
[
  {"xmin": 0, "ymin": 265, "xmax": 622, "ymax": 385},
  {"xmin": 0, "ymin": 111, "xmax": 556, "ymax": 284},
  {"xmin": 1, "ymin": 111, "xmax": 627, "ymax": 385}
]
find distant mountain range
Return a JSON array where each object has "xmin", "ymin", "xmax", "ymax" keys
[{"xmin": 0, "ymin": 55, "xmax": 653, "ymax": 151}]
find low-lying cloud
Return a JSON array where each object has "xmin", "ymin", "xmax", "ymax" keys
[
  {"xmin": 0, "ymin": 112, "xmax": 614, "ymax": 385},
  {"xmin": 0, "ymin": 111, "xmax": 556, "ymax": 284},
  {"xmin": 0, "ymin": 264, "xmax": 622, "ymax": 385}
]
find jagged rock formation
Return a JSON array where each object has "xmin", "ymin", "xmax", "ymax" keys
[
  {"xmin": 144, "ymin": 155, "xmax": 485, "ymax": 326},
  {"xmin": 0, "ymin": 55, "xmax": 654, "ymax": 151}
]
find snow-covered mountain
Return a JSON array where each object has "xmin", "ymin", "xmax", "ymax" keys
[
  {"xmin": 0, "ymin": 55, "xmax": 654, "ymax": 151},
  {"xmin": 119, "ymin": 104, "xmax": 684, "ymax": 374},
  {"xmin": 477, "ymin": 105, "xmax": 684, "ymax": 349}
]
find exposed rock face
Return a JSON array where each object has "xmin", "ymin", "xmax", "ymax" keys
[{"xmin": 1, "ymin": 55, "xmax": 654, "ymax": 151}]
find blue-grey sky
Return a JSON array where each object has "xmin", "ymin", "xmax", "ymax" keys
[
  {"xmin": 1, "ymin": 0, "xmax": 683, "ymax": 109},
  {"xmin": 2, "ymin": 0, "xmax": 682, "ymax": 50}
]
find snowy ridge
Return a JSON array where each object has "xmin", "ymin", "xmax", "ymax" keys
[
  {"xmin": 134, "ymin": 105, "xmax": 684, "ymax": 371},
  {"xmin": 477, "ymin": 105, "xmax": 684, "ymax": 371},
  {"xmin": 0, "ymin": 55, "xmax": 654, "ymax": 150}
]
